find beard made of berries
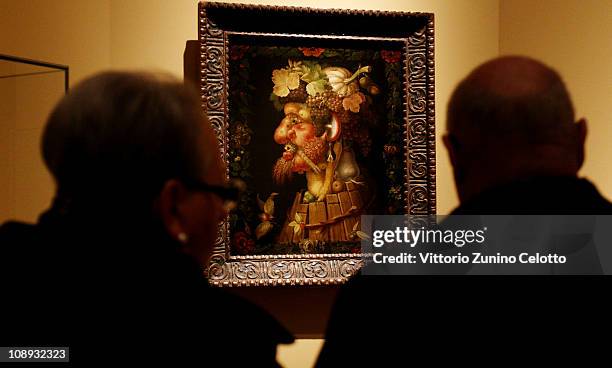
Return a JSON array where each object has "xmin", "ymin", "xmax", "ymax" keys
[
  {"xmin": 272, "ymin": 136, "xmax": 326, "ymax": 184},
  {"xmin": 279, "ymin": 81, "xmax": 308, "ymax": 104},
  {"xmin": 302, "ymin": 137, "xmax": 327, "ymax": 165},
  {"xmin": 273, "ymin": 156, "xmax": 294, "ymax": 185}
]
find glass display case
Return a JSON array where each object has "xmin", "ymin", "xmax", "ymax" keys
[
  {"xmin": 0, "ymin": 54, "xmax": 69, "ymax": 223},
  {"xmin": 0, "ymin": 54, "xmax": 69, "ymax": 92}
]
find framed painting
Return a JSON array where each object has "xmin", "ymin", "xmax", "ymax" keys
[{"xmin": 198, "ymin": 2, "xmax": 435, "ymax": 286}]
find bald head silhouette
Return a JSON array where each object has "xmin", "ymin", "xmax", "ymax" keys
[{"xmin": 445, "ymin": 56, "xmax": 587, "ymax": 203}]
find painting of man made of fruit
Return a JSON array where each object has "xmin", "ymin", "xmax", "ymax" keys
[{"xmin": 228, "ymin": 45, "xmax": 405, "ymax": 255}]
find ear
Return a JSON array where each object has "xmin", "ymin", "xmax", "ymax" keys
[
  {"xmin": 443, "ymin": 133, "xmax": 458, "ymax": 169},
  {"xmin": 157, "ymin": 179, "xmax": 190, "ymax": 243},
  {"xmin": 443, "ymin": 132, "xmax": 468, "ymax": 201},
  {"xmin": 574, "ymin": 118, "xmax": 587, "ymax": 171}
]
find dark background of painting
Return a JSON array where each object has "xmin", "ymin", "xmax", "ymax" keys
[{"xmin": 228, "ymin": 36, "xmax": 404, "ymax": 254}]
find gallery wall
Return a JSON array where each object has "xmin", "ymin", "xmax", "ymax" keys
[
  {"xmin": 0, "ymin": 63, "xmax": 17, "ymax": 221},
  {"xmin": 499, "ymin": 0, "xmax": 612, "ymax": 206},
  {"xmin": 0, "ymin": 0, "xmax": 111, "ymax": 223}
]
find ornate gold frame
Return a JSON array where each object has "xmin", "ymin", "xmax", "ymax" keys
[{"xmin": 198, "ymin": 1, "xmax": 436, "ymax": 287}]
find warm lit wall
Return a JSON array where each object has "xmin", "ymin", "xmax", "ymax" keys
[
  {"xmin": 0, "ymin": 70, "xmax": 65, "ymax": 222},
  {"xmin": 0, "ymin": 63, "xmax": 17, "ymax": 220},
  {"xmin": 0, "ymin": 1, "xmax": 111, "ymax": 86},
  {"xmin": 0, "ymin": 0, "xmax": 111, "ymax": 223},
  {"xmin": 500, "ymin": 0, "xmax": 612, "ymax": 203},
  {"xmin": 109, "ymin": 0, "xmax": 195, "ymax": 74}
]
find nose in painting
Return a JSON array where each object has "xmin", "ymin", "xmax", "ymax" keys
[{"xmin": 274, "ymin": 123, "xmax": 289, "ymax": 145}]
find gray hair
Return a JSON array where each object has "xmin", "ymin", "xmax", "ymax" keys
[{"xmin": 42, "ymin": 71, "xmax": 210, "ymax": 207}]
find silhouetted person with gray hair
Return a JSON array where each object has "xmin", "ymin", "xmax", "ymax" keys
[
  {"xmin": 316, "ymin": 56, "xmax": 610, "ymax": 367},
  {"xmin": 0, "ymin": 71, "xmax": 292, "ymax": 366}
]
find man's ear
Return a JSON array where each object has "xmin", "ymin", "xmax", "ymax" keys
[
  {"xmin": 157, "ymin": 179, "xmax": 189, "ymax": 242},
  {"xmin": 443, "ymin": 133, "xmax": 458, "ymax": 169},
  {"xmin": 575, "ymin": 118, "xmax": 587, "ymax": 171}
]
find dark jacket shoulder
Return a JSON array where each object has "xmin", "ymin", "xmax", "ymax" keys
[
  {"xmin": 452, "ymin": 176, "xmax": 612, "ymax": 214},
  {"xmin": 1, "ymin": 217, "xmax": 293, "ymax": 366}
]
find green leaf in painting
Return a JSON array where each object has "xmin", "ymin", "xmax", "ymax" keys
[{"xmin": 306, "ymin": 80, "xmax": 327, "ymax": 96}]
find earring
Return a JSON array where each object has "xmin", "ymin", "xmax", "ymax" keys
[{"xmin": 177, "ymin": 232, "xmax": 189, "ymax": 244}]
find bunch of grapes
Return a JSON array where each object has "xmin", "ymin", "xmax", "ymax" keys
[
  {"xmin": 279, "ymin": 81, "xmax": 308, "ymax": 104},
  {"xmin": 307, "ymin": 92, "xmax": 333, "ymax": 134},
  {"xmin": 326, "ymin": 93, "xmax": 343, "ymax": 112},
  {"xmin": 306, "ymin": 94, "xmax": 327, "ymax": 109},
  {"xmin": 310, "ymin": 107, "xmax": 331, "ymax": 134},
  {"xmin": 304, "ymin": 89, "xmax": 370, "ymax": 150}
]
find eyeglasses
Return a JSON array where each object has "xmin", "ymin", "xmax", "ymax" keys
[{"xmin": 184, "ymin": 178, "xmax": 246, "ymax": 211}]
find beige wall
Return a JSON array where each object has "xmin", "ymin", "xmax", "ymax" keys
[
  {"xmin": 0, "ymin": 0, "xmax": 111, "ymax": 85},
  {"xmin": 12, "ymin": 71, "xmax": 64, "ymax": 221},
  {"xmin": 0, "ymin": 62, "xmax": 17, "ymax": 220},
  {"xmin": 500, "ymin": 0, "xmax": 612, "ymax": 202},
  {"xmin": 110, "ymin": 0, "xmax": 195, "ymax": 74},
  {"xmin": 0, "ymin": 0, "xmax": 111, "ymax": 223}
]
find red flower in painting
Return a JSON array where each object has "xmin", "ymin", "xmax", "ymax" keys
[
  {"xmin": 381, "ymin": 50, "xmax": 401, "ymax": 63},
  {"xmin": 299, "ymin": 47, "xmax": 325, "ymax": 57},
  {"xmin": 230, "ymin": 45, "xmax": 249, "ymax": 61},
  {"xmin": 232, "ymin": 231, "xmax": 255, "ymax": 255}
]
